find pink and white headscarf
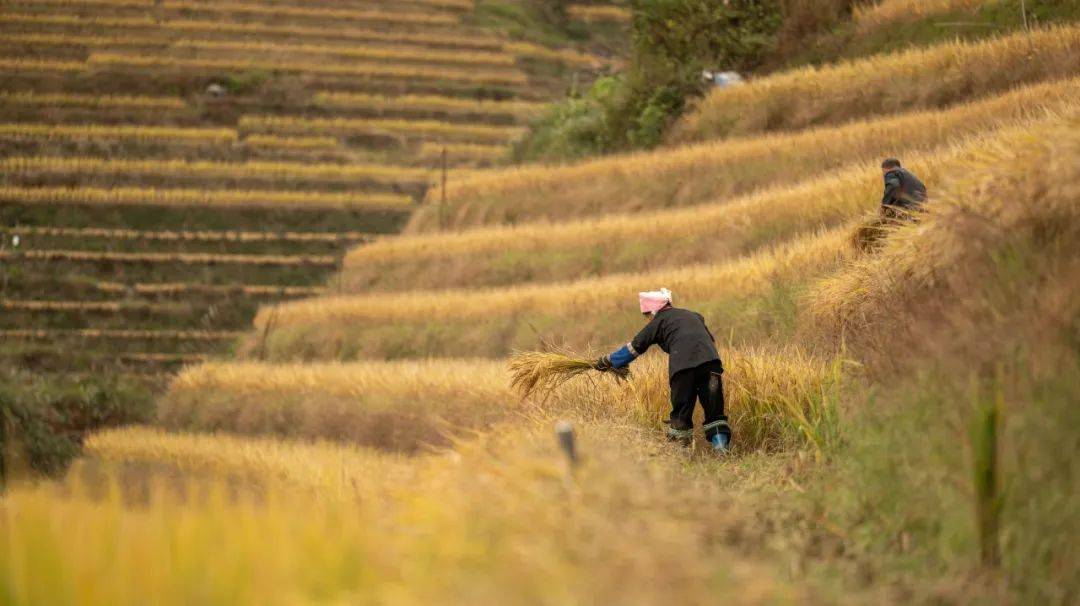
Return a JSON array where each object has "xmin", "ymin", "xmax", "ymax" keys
[{"xmin": 638, "ymin": 288, "xmax": 672, "ymax": 315}]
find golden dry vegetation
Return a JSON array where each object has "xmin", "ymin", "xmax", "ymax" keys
[
  {"xmin": 409, "ymin": 77, "xmax": 1080, "ymax": 231},
  {"xmin": 0, "ymin": 185, "xmax": 413, "ymax": 211},
  {"xmin": 340, "ymin": 124, "xmax": 1028, "ymax": 292},
  {"xmin": 670, "ymin": 25, "xmax": 1080, "ymax": 142}
]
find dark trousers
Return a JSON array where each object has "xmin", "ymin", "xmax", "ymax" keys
[{"xmin": 669, "ymin": 360, "xmax": 725, "ymax": 438}]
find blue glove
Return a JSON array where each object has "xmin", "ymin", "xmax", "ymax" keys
[{"xmin": 607, "ymin": 344, "xmax": 637, "ymax": 369}]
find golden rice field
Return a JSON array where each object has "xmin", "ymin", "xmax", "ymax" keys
[
  {"xmin": 854, "ymin": 0, "xmax": 988, "ymax": 32},
  {"xmin": 1, "ymin": 32, "xmax": 170, "ymax": 50},
  {"xmin": 567, "ymin": 4, "xmax": 633, "ymax": 23},
  {"xmin": 0, "ymin": 185, "xmax": 413, "ymax": 211},
  {"xmin": 0, "ymin": 329, "xmax": 243, "ymax": 341},
  {"xmin": 340, "ymin": 128, "xmax": 1001, "ymax": 291},
  {"xmin": 0, "ymin": 299, "xmax": 182, "ymax": 313},
  {"xmin": 0, "ymin": 122, "xmax": 236, "ymax": 144},
  {"xmin": 670, "ymin": 25, "xmax": 1080, "ymax": 142},
  {"xmin": 12, "ymin": 225, "xmax": 372, "ymax": 243},
  {"xmin": 0, "ymin": 91, "xmax": 185, "ymax": 110},
  {"xmin": 1, "ymin": 420, "xmax": 800, "ymax": 606},
  {"xmin": 172, "ymin": 38, "xmax": 516, "ymax": 67},
  {"xmin": 246, "ymin": 226, "xmax": 851, "ymax": 360},
  {"xmin": 238, "ymin": 115, "xmax": 525, "ymax": 145},
  {"xmin": 18, "ymin": 0, "xmax": 462, "ymax": 27},
  {"xmin": 1, "ymin": 156, "xmax": 435, "ymax": 187},
  {"xmin": 84, "ymin": 52, "xmax": 529, "ymax": 87},
  {"xmin": 0, "ymin": 13, "xmax": 505, "ymax": 50},
  {"xmin": 312, "ymin": 91, "xmax": 546, "ymax": 120},
  {"xmin": 4, "ymin": 249, "xmax": 338, "ymax": 266},
  {"xmin": 410, "ymin": 77, "xmax": 1080, "ymax": 231},
  {"xmin": 95, "ymin": 282, "xmax": 326, "ymax": 297}
]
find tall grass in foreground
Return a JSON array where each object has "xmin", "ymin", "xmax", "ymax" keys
[
  {"xmin": 0, "ymin": 421, "xmax": 798, "ymax": 605},
  {"xmin": 669, "ymin": 25, "xmax": 1080, "ymax": 142},
  {"xmin": 409, "ymin": 78, "xmax": 1080, "ymax": 231},
  {"xmin": 342, "ymin": 122, "xmax": 1041, "ymax": 292}
]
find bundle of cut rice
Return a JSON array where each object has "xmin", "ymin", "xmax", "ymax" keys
[{"xmin": 508, "ymin": 351, "xmax": 626, "ymax": 399}]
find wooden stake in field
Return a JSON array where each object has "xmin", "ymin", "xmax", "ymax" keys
[{"xmin": 440, "ymin": 146, "xmax": 448, "ymax": 231}]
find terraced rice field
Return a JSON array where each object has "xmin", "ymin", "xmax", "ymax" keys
[{"xmin": 0, "ymin": 0, "xmax": 589, "ymax": 373}]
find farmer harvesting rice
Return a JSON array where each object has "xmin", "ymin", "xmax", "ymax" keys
[
  {"xmin": 880, "ymin": 157, "xmax": 927, "ymax": 218},
  {"xmin": 594, "ymin": 288, "xmax": 732, "ymax": 452}
]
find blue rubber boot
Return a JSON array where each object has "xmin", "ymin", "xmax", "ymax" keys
[{"xmin": 704, "ymin": 418, "xmax": 732, "ymax": 453}]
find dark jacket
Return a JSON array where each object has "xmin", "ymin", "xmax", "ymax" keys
[
  {"xmin": 630, "ymin": 307, "xmax": 721, "ymax": 379},
  {"xmin": 882, "ymin": 168, "xmax": 927, "ymax": 210}
]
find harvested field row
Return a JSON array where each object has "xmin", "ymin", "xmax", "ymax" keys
[
  {"xmin": 0, "ymin": 32, "xmax": 168, "ymax": 51},
  {"xmin": 0, "ymin": 122, "xmax": 236, "ymax": 144},
  {"xmin": 10, "ymin": 225, "xmax": 374, "ymax": 244},
  {"xmin": 238, "ymin": 115, "xmax": 525, "ymax": 145},
  {"xmin": 416, "ymin": 142, "xmax": 507, "ymax": 164},
  {"xmin": 0, "ymin": 14, "xmax": 505, "ymax": 51},
  {"xmin": 2, "ymin": 249, "xmax": 338, "ymax": 267},
  {"xmin": 248, "ymin": 227, "xmax": 851, "ymax": 361},
  {"xmin": 96, "ymin": 282, "xmax": 325, "ymax": 297},
  {"xmin": 0, "ymin": 91, "xmax": 185, "ymax": 110},
  {"xmin": 1, "ymin": 156, "xmax": 436, "ymax": 191},
  {"xmin": 11, "ymin": 0, "xmax": 461, "ymax": 27},
  {"xmin": 0, "ymin": 328, "xmax": 242, "ymax": 341},
  {"xmin": 240, "ymin": 134, "xmax": 339, "ymax": 151},
  {"xmin": 312, "ymin": 92, "xmax": 546, "ymax": 121},
  {"xmin": 410, "ymin": 77, "xmax": 1080, "ymax": 231},
  {"xmin": 0, "ymin": 186, "xmax": 413, "ymax": 211},
  {"xmin": 0, "ymin": 299, "xmax": 184, "ymax": 313},
  {"xmin": 567, "ymin": 4, "xmax": 632, "ymax": 23},
  {"xmin": 343, "ymin": 127, "xmax": 1015, "ymax": 291},
  {"xmin": 671, "ymin": 25, "xmax": 1080, "ymax": 142},
  {"xmin": 85, "ymin": 52, "xmax": 529, "ymax": 87},
  {"xmin": 172, "ymin": 39, "xmax": 516, "ymax": 68}
]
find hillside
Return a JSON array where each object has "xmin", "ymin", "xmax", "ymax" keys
[
  {"xmin": 0, "ymin": 0, "xmax": 608, "ymax": 377},
  {"xmin": 2, "ymin": 2, "xmax": 1077, "ymax": 605}
]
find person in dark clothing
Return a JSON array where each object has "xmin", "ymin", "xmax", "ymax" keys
[
  {"xmin": 880, "ymin": 158, "xmax": 928, "ymax": 219},
  {"xmin": 593, "ymin": 288, "xmax": 732, "ymax": 452}
]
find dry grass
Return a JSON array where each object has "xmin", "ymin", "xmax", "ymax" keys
[
  {"xmin": 410, "ymin": 77, "xmax": 1080, "ymax": 231},
  {"xmin": 240, "ymin": 134, "xmax": 339, "ymax": 151},
  {"xmin": 22, "ymin": 0, "xmax": 461, "ymax": 26},
  {"xmin": 312, "ymin": 91, "xmax": 546, "ymax": 121},
  {"xmin": 95, "ymin": 282, "xmax": 326, "ymax": 297},
  {"xmin": 0, "ymin": 329, "xmax": 242, "ymax": 341},
  {"xmin": 0, "ymin": 299, "xmax": 177, "ymax": 313},
  {"xmin": 12, "ymin": 225, "xmax": 371, "ymax": 243},
  {"xmin": 173, "ymin": 39, "xmax": 516, "ymax": 67},
  {"xmin": 0, "ymin": 13, "xmax": 503, "ymax": 49},
  {"xmin": 1, "ymin": 32, "xmax": 168, "ymax": 49},
  {"xmin": 0, "ymin": 185, "xmax": 413, "ymax": 211},
  {"xmin": 85, "ymin": 426, "xmax": 413, "ymax": 494},
  {"xmin": 502, "ymin": 41, "xmax": 603, "ymax": 68},
  {"xmin": 158, "ymin": 358, "xmax": 513, "ymax": 452},
  {"xmin": 248, "ymin": 226, "xmax": 850, "ymax": 360},
  {"xmin": 808, "ymin": 112, "xmax": 1080, "ymax": 332},
  {"xmin": 0, "ymin": 122, "xmax": 236, "ymax": 145},
  {"xmin": 0, "ymin": 57, "xmax": 84, "ymax": 74},
  {"xmin": 0, "ymin": 420, "xmax": 797, "ymax": 605},
  {"xmin": 342, "ymin": 124, "xmax": 1038, "ymax": 292},
  {"xmin": 1, "ymin": 156, "xmax": 435, "ymax": 187},
  {"xmin": 2, "ymin": 249, "xmax": 337, "ymax": 267},
  {"xmin": 86, "ymin": 52, "xmax": 529, "ymax": 87},
  {"xmin": 238, "ymin": 115, "xmax": 525, "ymax": 145},
  {"xmin": 416, "ymin": 142, "xmax": 508, "ymax": 164},
  {"xmin": 567, "ymin": 4, "xmax": 633, "ymax": 23},
  {"xmin": 0, "ymin": 91, "xmax": 185, "ymax": 110},
  {"xmin": 670, "ymin": 25, "xmax": 1080, "ymax": 142},
  {"xmin": 507, "ymin": 351, "xmax": 602, "ymax": 399},
  {"xmin": 854, "ymin": 0, "xmax": 990, "ymax": 33}
]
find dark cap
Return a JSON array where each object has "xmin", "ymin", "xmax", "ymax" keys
[{"xmin": 881, "ymin": 158, "xmax": 902, "ymax": 169}]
